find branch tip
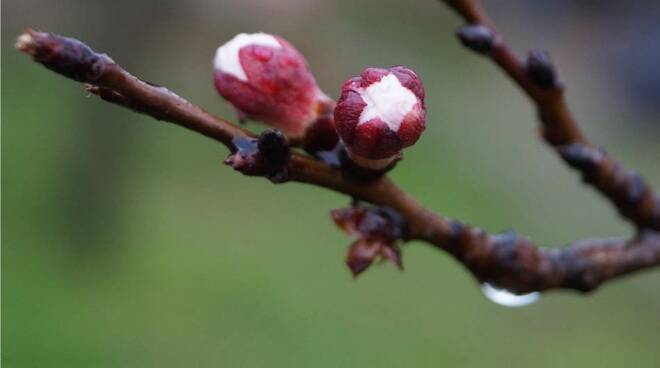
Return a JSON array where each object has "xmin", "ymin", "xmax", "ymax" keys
[{"xmin": 15, "ymin": 31, "xmax": 36, "ymax": 53}]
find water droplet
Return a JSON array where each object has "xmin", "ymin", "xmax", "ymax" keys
[{"xmin": 481, "ymin": 283, "xmax": 540, "ymax": 307}]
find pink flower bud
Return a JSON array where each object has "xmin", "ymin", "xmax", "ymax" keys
[
  {"xmin": 213, "ymin": 33, "xmax": 331, "ymax": 138},
  {"xmin": 334, "ymin": 66, "xmax": 425, "ymax": 169}
]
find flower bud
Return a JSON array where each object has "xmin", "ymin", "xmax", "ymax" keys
[
  {"xmin": 213, "ymin": 33, "xmax": 331, "ymax": 139},
  {"xmin": 334, "ymin": 66, "xmax": 425, "ymax": 170},
  {"xmin": 525, "ymin": 49, "xmax": 557, "ymax": 89},
  {"xmin": 456, "ymin": 24, "xmax": 495, "ymax": 54}
]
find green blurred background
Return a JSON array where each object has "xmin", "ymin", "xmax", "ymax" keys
[{"xmin": 3, "ymin": 1, "xmax": 659, "ymax": 367}]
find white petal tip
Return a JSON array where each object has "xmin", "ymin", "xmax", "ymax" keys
[
  {"xmin": 358, "ymin": 74, "xmax": 417, "ymax": 131},
  {"xmin": 213, "ymin": 32, "xmax": 281, "ymax": 82}
]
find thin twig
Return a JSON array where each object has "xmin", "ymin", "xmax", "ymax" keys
[
  {"xmin": 445, "ymin": 0, "xmax": 660, "ymax": 231},
  {"xmin": 16, "ymin": 27, "xmax": 660, "ymax": 294}
]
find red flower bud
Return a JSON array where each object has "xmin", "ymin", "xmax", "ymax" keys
[
  {"xmin": 334, "ymin": 66, "xmax": 425, "ymax": 169},
  {"xmin": 213, "ymin": 33, "xmax": 331, "ymax": 138}
]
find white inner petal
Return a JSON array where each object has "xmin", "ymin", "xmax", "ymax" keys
[
  {"xmin": 358, "ymin": 74, "xmax": 417, "ymax": 131},
  {"xmin": 213, "ymin": 33, "xmax": 281, "ymax": 81}
]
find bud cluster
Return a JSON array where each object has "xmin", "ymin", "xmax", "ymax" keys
[{"xmin": 213, "ymin": 33, "xmax": 427, "ymax": 172}]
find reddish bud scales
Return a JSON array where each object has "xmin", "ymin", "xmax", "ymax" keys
[
  {"xmin": 334, "ymin": 66, "xmax": 426, "ymax": 162},
  {"xmin": 331, "ymin": 206, "xmax": 404, "ymax": 276},
  {"xmin": 213, "ymin": 33, "xmax": 330, "ymax": 138}
]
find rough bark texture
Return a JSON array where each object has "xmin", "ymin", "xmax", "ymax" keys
[{"xmin": 16, "ymin": 2, "xmax": 659, "ymax": 296}]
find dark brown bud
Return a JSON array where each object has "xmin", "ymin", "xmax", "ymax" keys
[
  {"xmin": 448, "ymin": 220, "xmax": 467, "ymax": 242},
  {"xmin": 558, "ymin": 144, "xmax": 602, "ymax": 174},
  {"xmin": 525, "ymin": 50, "xmax": 557, "ymax": 89},
  {"xmin": 224, "ymin": 129, "xmax": 290, "ymax": 182},
  {"xmin": 492, "ymin": 230, "xmax": 521, "ymax": 267},
  {"xmin": 258, "ymin": 129, "xmax": 290, "ymax": 167},
  {"xmin": 456, "ymin": 24, "xmax": 495, "ymax": 54},
  {"xmin": 624, "ymin": 172, "xmax": 645, "ymax": 204},
  {"xmin": 301, "ymin": 107, "xmax": 339, "ymax": 154},
  {"xmin": 16, "ymin": 29, "xmax": 109, "ymax": 82}
]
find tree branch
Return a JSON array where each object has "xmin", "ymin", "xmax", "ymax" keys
[
  {"xmin": 445, "ymin": 0, "xmax": 660, "ymax": 231},
  {"xmin": 16, "ymin": 25, "xmax": 659, "ymax": 294}
]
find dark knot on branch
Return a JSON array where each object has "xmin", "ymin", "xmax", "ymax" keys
[
  {"xmin": 525, "ymin": 50, "xmax": 558, "ymax": 89},
  {"xmin": 456, "ymin": 24, "xmax": 495, "ymax": 54},
  {"xmin": 224, "ymin": 129, "xmax": 291, "ymax": 183}
]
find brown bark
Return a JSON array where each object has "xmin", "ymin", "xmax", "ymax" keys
[{"xmin": 15, "ymin": 13, "xmax": 659, "ymax": 295}]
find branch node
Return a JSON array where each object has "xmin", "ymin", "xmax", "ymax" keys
[
  {"xmin": 624, "ymin": 172, "xmax": 645, "ymax": 204},
  {"xmin": 332, "ymin": 204, "xmax": 406, "ymax": 277},
  {"xmin": 558, "ymin": 144, "xmax": 602, "ymax": 173},
  {"xmin": 456, "ymin": 24, "xmax": 495, "ymax": 54},
  {"xmin": 525, "ymin": 49, "xmax": 558, "ymax": 89},
  {"xmin": 224, "ymin": 129, "xmax": 290, "ymax": 182}
]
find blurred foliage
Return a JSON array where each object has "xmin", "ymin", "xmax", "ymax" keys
[{"xmin": 2, "ymin": 0, "xmax": 659, "ymax": 367}]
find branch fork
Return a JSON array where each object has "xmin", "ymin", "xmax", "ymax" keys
[{"xmin": 16, "ymin": 0, "xmax": 660, "ymax": 297}]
